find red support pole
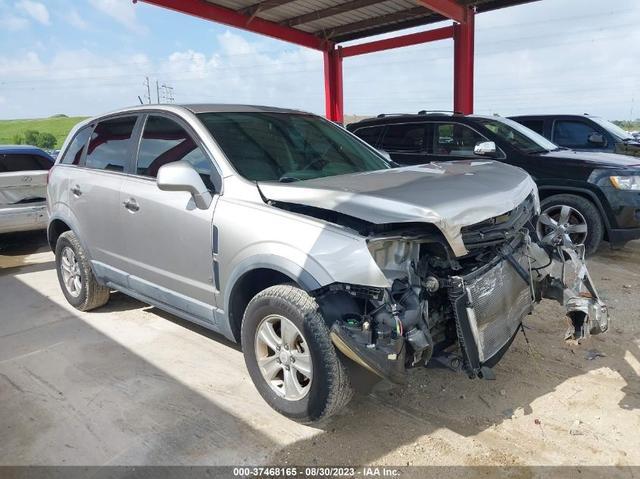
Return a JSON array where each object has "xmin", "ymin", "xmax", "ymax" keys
[
  {"xmin": 323, "ymin": 46, "xmax": 344, "ymax": 123},
  {"xmin": 453, "ymin": 7, "xmax": 474, "ymax": 114}
]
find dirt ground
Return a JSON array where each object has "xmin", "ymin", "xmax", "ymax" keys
[{"xmin": 1, "ymin": 232, "xmax": 639, "ymax": 468}]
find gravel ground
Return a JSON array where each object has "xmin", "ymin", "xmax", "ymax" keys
[{"xmin": 1, "ymin": 232, "xmax": 639, "ymax": 468}]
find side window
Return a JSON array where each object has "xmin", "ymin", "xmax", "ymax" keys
[
  {"xmin": 0, "ymin": 154, "xmax": 52, "ymax": 172},
  {"xmin": 432, "ymin": 123, "xmax": 486, "ymax": 157},
  {"xmin": 519, "ymin": 120, "xmax": 545, "ymax": 136},
  {"xmin": 554, "ymin": 120, "xmax": 598, "ymax": 149},
  {"xmin": 137, "ymin": 115, "xmax": 215, "ymax": 190},
  {"xmin": 59, "ymin": 127, "xmax": 91, "ymax": 165},
  {"xmin": 380, "ymin": 124, "xmax": 427, "ymax": 152},
  {"xmin": 85, "ymin": 116, "xmax": 137, "ymax": 172},
  {"xmin": 353, "ymin": 126, "xmax": 384, "ymax": 147}
]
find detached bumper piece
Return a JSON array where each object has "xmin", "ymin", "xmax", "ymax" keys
[
  {"xmin": 330, "ymin": 322, "xmax": 406, "ymax": 384},
  {"xmin": 449, "ymin": 241, "xmax": 533, "ymax": 378},
  {"xmin": 556, "ymin": 245, "xmax": 609, "ymax": 341}
]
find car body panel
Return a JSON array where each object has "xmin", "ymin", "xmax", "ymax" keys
[
  {"xmin": 258, "ymin": 161, "xmax": 537, "ymax": 257},
  {"xmin": 117, "ymin": 174, "xmax": 219, "ymax": 309}
]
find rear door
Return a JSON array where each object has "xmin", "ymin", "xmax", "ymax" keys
[
  {"xmin": 118, "ymin": 113, "xmax": 219, "ymax": 321},
  {"xmin": 67, "ymin": 115, "xmax": 140, "ymax": 273}
]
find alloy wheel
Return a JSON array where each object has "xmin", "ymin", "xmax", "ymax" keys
[
  {"xmin": 60, "ymin": 246, "xmax": 82, "ymax": 297},
  {"xmin": 537, "ymin": 204, "xmax": 588, "ymax": 248},
  {"xmin": 254, "ymin": 314, "xmax": 312, "ymax": 401}
]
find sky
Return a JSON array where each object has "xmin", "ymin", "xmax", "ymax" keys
[{"xmin": 0, "ymin": 0, "xmax": 638, "ymax": 120}]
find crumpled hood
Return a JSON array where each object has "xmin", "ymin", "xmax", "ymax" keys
[{"xmin": 258, "ymin": 160, "xmax": 537, "ymax": 257}]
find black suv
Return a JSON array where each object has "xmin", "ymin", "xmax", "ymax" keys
[
  {"xmin": 347, "ymin": 112, "xmax": 640, "ymax": 254},
  {"xmin": 510, "ymin": 114, "xmax": 640, "ymax": 158}
]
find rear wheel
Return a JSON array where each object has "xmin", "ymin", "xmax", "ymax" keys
[
  {"xmin": 55, "ymin": 231, "xmax": 110, "ymax": 311},
  {"xmin": 537, "ymin": 194, "xmax": 603, "ymax": 256},
  {"xmin": 241, "ymin": 285, "xmax": 353, "ymax": 423}
]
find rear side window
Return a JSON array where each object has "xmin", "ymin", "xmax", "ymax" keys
[
  {"xmin": 352, "ymin": 126, "xmax": 384, "ymax": 147},
  {"xmin": 59, "ymin": 127, "xmax": 92, "ymax": 165},
  {"xmin": 0, "ymin": 154, "xmax": 52, "ymax": 172},
  {"xmin": 136, "ymin": 115, "xmax": 215, "ymax": 190},
  {"xmin": 85, "ymin": 116, "xmax": 137, "ymax": 172},
  {"xmin": 518, "ymin": 120, "xmax": 545, "ymax": 136},
  {"xmin": 380, "ymin": 123, "xmax": 427, "ymax": 152}
]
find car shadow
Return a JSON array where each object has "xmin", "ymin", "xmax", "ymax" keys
[
  {"xmin": 0, "ymin": 271, "xmax": 279, "ymax": 466},
  {"xmin": 0, "ymin": 230, "xmax": 48, "ymax": 256}
]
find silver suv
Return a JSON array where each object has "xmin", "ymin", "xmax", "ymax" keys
[{"xmin": 47, "ymin": 104, "xmax": 609, "ymax": 422}]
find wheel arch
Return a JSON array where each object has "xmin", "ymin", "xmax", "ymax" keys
[
  {"xmin": 47, "ymin": 218, "xmax": 72, "ymax": 252},
  {"xmin": 224, "ymin": 256, "xmax": 323, "ymax": 343}
]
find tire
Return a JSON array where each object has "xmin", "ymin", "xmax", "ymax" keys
[
  {"xmin": 55, "ymin": 230, "xmax": 110, "ymax": 311},
  {"xmin": 538, "ymin": 194, "xmax": 604, "ymax": 256},
  {"xmin": 241, "ymin": 284, "xmax": 353, "ymax": 423}
]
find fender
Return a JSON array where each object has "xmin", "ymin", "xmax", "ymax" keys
[{"xmin": 222, "ymin": 253, "xmax": 324, "ymax": 316}]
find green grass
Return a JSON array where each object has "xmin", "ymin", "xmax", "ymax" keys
[{"xmin": 0, "ymin": 116, "xmax": 89, "ymax": 149}]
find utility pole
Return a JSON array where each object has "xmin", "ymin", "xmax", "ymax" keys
[
  {"xmin": 161, "ymin": 83, "xmax": 175, "ymax": 104},
  {"xmin": 156, "ymin": 80, "xmax": 160, "ymax": 104},
  {"xmin": 143, "ymin": 76, "xmax": 151, "ymax": 104}
]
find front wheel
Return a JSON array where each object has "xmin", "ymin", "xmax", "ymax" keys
[
  {"xmin": 536, "ymin": 194, "xmax": 604, "ymax": 256},
  {"xmin": 241, "ymin": 285, "xmax": 353, "ymax": 423}
]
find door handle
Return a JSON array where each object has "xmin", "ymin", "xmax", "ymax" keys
[
  {"xmin": 71, "ymin": 185, "xmax": 82, "ymax": 196},
  {"xmin": 123, "ymin": 198, "xmax": 140, "ymax": 212}
]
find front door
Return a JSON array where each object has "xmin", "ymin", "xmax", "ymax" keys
[{"xmin": 118, "ymin": 114, "xmax": 219, "ymax": 323}]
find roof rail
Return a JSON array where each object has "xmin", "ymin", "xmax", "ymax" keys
[
  {"xmin": 376, "ymin": 113, "xmax": 411, "ymax": 118},
  {"xmin": 417, "ymin": 110, "xmax": 462, "ymax": 115}
]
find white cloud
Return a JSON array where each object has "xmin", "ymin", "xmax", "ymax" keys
[
  {"xmin": 0, "ymin": 12, "xmax": 29, "ymax": 30},
  {"xmin": 67, "ymin": 9, "xmax": 88, "ymax": 30},
  {"xmin": 89, "ymin": 0, "xmax": 145, "ymax": 33},
  {"xmin": 1, "ymin": 0, "xmax": 639, "ymax": 121},
  {"xmin": 16, "ymin": 0, "xmax": 50, "ymax": 25},
  {"xmin": 0, "ymin": 49, "xmax": 153, "ymax": 118}
]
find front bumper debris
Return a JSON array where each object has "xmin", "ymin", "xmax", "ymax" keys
[{"xmin": 320, "ymin": 225, "xmax": 609, "ymax": 384}]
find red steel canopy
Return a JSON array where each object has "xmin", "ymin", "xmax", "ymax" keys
[{"xmin": 137, "ymin": 0, "xmax": 537, "ymax": 122}]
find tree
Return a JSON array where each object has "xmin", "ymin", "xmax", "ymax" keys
[
  {"xmin": 11, "ymin": 133, "xmax": 24, "ymax": 144},
  {"xmin": 23, "ymin": 130, "xmax": 40, "ymax": 145},
  {"xmin": 37, "ymin": 132, "xmax": 57, "ymax": 149},
  {"xmin": 20, "ymin": 130, "xmax": 57, "ymax": 149}
]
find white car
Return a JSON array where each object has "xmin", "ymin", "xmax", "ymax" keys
[{"xmin": 0, "ymin": 145, "xmax": 53, "ymax": 235}]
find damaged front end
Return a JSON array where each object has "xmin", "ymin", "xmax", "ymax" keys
[{"xmin": 311, "ymin": 194, "xmax": 609, "ymax": 383}]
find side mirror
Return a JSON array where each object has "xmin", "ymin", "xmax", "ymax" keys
[
  {"xmin": 157, "ymin": 161, "xmax": 213, "ymax": 210},
  {"xmin": 377, "ymin": 149, "xmax": 392, "ymax": 161},
  {"xmin": 588, "ymin": 132, "xmax": 606, "ymax": 146},
  {"xmin": 474, "ymin": 141, "xmax": 498, "ymax": 157}
]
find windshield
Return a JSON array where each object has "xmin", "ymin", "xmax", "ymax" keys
[
  {"xmin": 197, "ymin": 112, "xmax": 391, "ymax": 182},
  {"xmin": 590, "ymin": 117, "xmax": 634, "ymax": 140},
  {"xmin": 476, "ymin": 116, "xmax": 559, "ymax": 153}
]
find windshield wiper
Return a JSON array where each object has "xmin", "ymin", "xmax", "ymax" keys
[{"xmin": 278, "ymin": 176, "xmax": 300, "ymax": 183}]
